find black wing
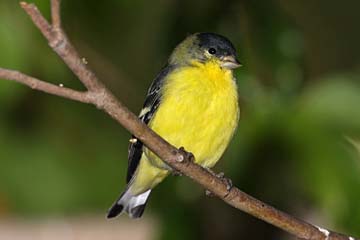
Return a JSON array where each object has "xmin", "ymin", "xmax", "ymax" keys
[{"xmin": 126, "ymin": 64, "xmax": 175, "ymax": 183}]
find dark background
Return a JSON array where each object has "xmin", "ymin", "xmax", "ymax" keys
[{"xmin": 0, "ymin": 0, "xmax": 360, "ymax": 239}]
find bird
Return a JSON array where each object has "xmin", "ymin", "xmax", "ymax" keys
[{"xmin": 107, "ymin": 32, "xmax": 241, "ymax": 219}]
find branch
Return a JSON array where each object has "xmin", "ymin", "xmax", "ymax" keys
[
  {"xmin": 20, "ymin": 1, "xmax": 103, "ymax": 92},
  {"xmin": 0, "ymin": 68, "xmax": 91, "ymax": 103},
  {"xmin": 51, "ymin": 0, "xmax": 61, "ymax": 29},
  {"xmin": 0, "ymin": 1, "xmax": 357, "ymax": 240}
]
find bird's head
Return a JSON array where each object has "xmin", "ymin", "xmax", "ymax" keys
[{"xmin": 169, "ymin": 32, "xmax": 241, "ymax": 70}]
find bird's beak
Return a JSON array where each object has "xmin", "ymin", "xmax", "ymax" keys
[{"xmin": 220, "ymin": 56, "xmax": 242, "ymax": 69}]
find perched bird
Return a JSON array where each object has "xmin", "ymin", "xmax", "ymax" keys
[{"xmin": 107, "ymin": 32, "xmax": 241, "ymax": 219}]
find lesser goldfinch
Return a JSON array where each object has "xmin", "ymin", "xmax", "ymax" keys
[{"xmin": 107, "ymin": 32, "xmax": 241, "ymax": 218}]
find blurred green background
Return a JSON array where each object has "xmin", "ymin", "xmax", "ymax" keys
[{"xmin": 0, "ymin": 0, "xmax": 360, "ymax": 239}]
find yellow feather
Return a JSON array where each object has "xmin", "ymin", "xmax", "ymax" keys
[{"xmin": 130, "ymin": 60, "xmax": 239, "ymax": 195}]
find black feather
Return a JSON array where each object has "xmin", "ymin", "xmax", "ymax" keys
[
  {"xmin": 197, "ymin": 32, "xmax": 237, "ymax": 58},
  {"xmin": 107, "ymin": 203, "xmax": 124, "ymax": 219},
  {"xmin": 126, "ymin": 64, "xmax": 175, "ymax": 183},
  {"xmin": 130, "ymin": 204, "xmax": 147, "ymax": 218}
]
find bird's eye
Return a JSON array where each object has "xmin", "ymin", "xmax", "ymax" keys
[{"xmin": 208, "ymin": 48, "xmax": 216, "ymax": 55}]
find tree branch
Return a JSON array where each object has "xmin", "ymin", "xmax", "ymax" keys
[
  {"xmin": 0, "ymin": 1, "xmax": 357, "ymax": 240},
  {"xmin": 0, "ymin": 67, "xmax": 91, "ymax": 103},
  {"xmin": 20, "ymin": 1, "xmax": 103, "ymax": 92},
  {"xmin": 51, "ymin": 0, "xmax": 61, "ymax": 29}
]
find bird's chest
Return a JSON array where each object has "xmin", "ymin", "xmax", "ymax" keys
[{"xmin": 147, "ymin": 64, "xmax": 239, "ymax": 168}]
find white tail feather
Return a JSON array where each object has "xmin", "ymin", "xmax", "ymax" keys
[{"xmin": 118, "ymin": 189, "xmax": 151, "ymax": 218}]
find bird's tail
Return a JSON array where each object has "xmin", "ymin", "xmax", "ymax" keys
[{"xmin": 107, "ymin": 187, "xmax": 151, "ymax": 219}]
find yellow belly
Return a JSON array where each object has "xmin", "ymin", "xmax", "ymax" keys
[
  {"xmin": 131, "ymin": 61, "xmax": 239, "ymax": 195},
  {"xmin": 147, "ymin": 61, "xmax": 239, "ymax": 168}
]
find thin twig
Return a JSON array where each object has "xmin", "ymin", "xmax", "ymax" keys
[
  {"xmin": 51, "ymin": 0, "xmax": 61, "ymax": 29},
  {"xmin": 0, "ymin": 68, "xmax": 91, "ymax": 103},
  {"xmin": 20, "ymin": 1, "xmax": 103, "ymax": 92},
  {"xmin": 19, "ymin": 2, "xmax": 52, "ymax": 40},
  {"xmin": 0, "ymin": 1, "xmax": 357, "ymax": 240}
]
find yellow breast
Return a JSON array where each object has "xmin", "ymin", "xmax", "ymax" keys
[{"xmin": 146, "ymin": 61, "xmax": 239, "ymax": 168}]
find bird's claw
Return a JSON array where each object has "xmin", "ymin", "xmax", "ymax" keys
[
  {"xmin": 171, "ymin": 170, "xmax": 183, "ymax": 176},
  {"xmin": 205, "ymin": 189, "xmax": 214, "ymax": 197},
  {"xmin": 178, "ymin": 147, "xmax": 195, "ymax": 163},
  {"xmin": 205, "ymin": 171, "xmax": 233, "ymax": 197},
  {"xmin": 216, "ymin": 172, "xmax": 233, "ymax": 191}
]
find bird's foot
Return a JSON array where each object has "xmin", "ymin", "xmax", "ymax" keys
[
  {"xmin": 205, "ymin": 171, "xmax": 233, "ymax": 197},
  {"xmin": 216, "ymin": 172, "xmax": 233, "ymax": 191},
  {"xmin": 205, "ymin": 189, "xmax": 214, "ymax": 197},
  {"xmin": 171, "ymin": 147, "xmax": 193, "ymax": 175},
  {"xmin": 171, "ymin": 170, "xmax": 182, "ymax": 177},
  {"xmin": 178, "ymin": 147, "xmax": 195, "ymax": 163}
]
